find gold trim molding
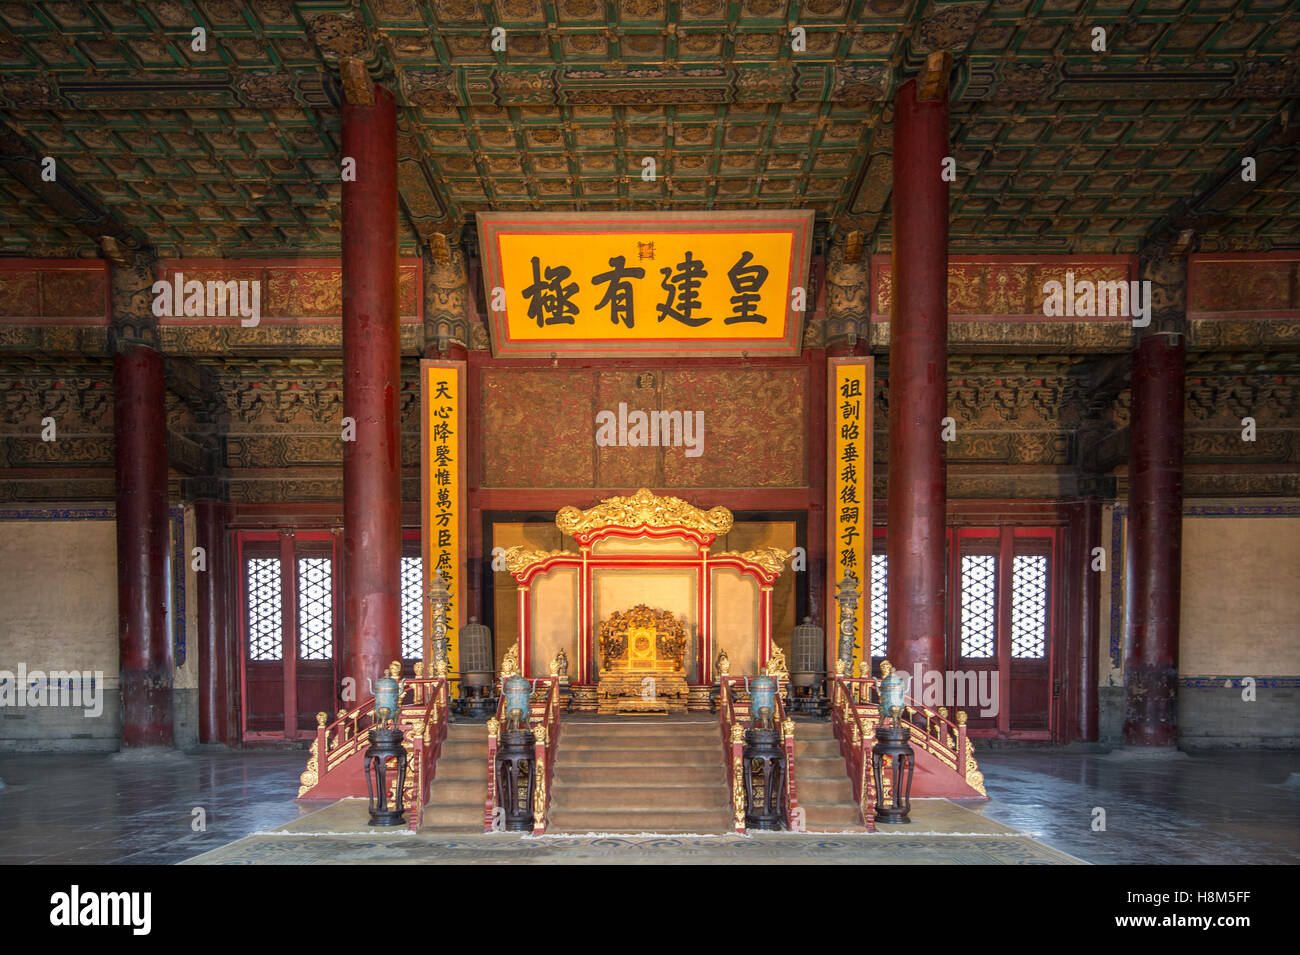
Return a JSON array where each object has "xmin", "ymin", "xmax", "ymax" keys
[
  {"xmin": 556, "ymin": 487, "xmax": 734, "ymax": 538},
  {"xmin": 503, "ymin": 546, "xmax": 577, "ymax": 576},
  {"xmin": 714, "ymin": 546, "xmax": 791, "ymax": 575}
]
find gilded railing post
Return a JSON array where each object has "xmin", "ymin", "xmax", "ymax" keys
[
  {"xmin": 484, "ymin": 716, "xmax": 499, "ymax": 832},
  {"xmin": 532, "ymin": 721, "xmax": 548, "ymax": 834},
  {"xmin": 427, "ymin": 568, "xmax": 451, "ymax": 677},
  {"xmin": 834, "ymin": 573, "xmax": 860, "ymax": 676},
  {"xmin": 730, "ymin": 721, "xmax": 746, "ymax": 834},
  {"xmin": 782, "ymin": 717, "xmax": 797, "ymax": 830}
]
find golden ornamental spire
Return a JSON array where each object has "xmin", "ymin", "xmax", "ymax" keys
[
  {"xmin": 556, "ymin": 487, "xmax": 733, "ymax": 537},
  {"xmin": 501, "ymin": 642, "xmax": 520, "ymax": 678}
]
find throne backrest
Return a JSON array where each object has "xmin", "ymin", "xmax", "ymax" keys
[{"xmin": 598, "ymin": 604, "xmax": 687, "ymax": 672}]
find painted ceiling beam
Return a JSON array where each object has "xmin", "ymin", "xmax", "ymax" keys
[
  {"xmin": 1141, "ymin": 105, "xmax": 1300, "ymax": 251},
  {"xmin": 0, "ymin": 119, "xmax": 151, "ymax": 256}
]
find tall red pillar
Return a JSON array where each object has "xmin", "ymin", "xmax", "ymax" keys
[
  {"xmin": 887, "ymin": 72, "xmax": 949, "ymax": 679},
  {"xmin": 1079, "ymin": 493, "xmax": 1102, "ymax": 742},
  {"xmin": 195, "ymin": 499, "xmax": 230, "ymax": 745},
  {"xmin": 342, "ymin": 83, "xmax": 402, "ymax": 690},
  {"xmin": 1123, "ymin": 332, "xmax": 1185, "ymax": 746},
  {"xmin": 114, "ymin": 344, "xmax": 174, "ymax": 748}
]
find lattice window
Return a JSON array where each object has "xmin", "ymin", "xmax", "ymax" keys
[
  {"xmin": 870, "ymin": 552, "xmax": 888, "ymax": 658},
  {"xmin": 246, "ymin": 557, "xmax": 282, "ymax": 662},
  {"xmin": 296, "ymin": 557, "xmax": 333, "ymax": 661},
  {"xmin": 1011, "ymin": 554, "xmax": 1048, "ymax": 659},
  {"xmin": 400, "ymin": 556, "xmax": 423, "ymax": 661},
  {"xmin": 960, "ymin": 554, "xmax": 997, "ymax": 659}
]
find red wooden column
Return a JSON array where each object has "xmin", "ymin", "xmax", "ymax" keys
[
  {"xmin": 1123, "ymin": 332, "xmax": 1185, "ymax": 746},
  {"xmin": 342, "ymin": 83, "xmax": 402, "ymax": 690},
  {"xmin": 1079, "ymin": 493, "xmax": 1102, "ymax": 741},
  {"xmin": 195, "ymin": 499, "xmax": 231, "ymax": 745},
  {"xmin": 887, "ymin": 62, "xmax": 949, "ymax": 679},
  {"xmin": 114, "ymin": 343, "xmax": 174, "ymax": 748}
]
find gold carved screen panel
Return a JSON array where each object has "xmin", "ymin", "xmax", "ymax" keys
[
  {"xmin": 491, "ymin": 518, "xmax": 794, "ymax": 683},
  {"xmin": 491, "ymin": 522, "xmax": 577, "ymax": 674},
  {"xmin": 530, "ymin": 567, "xmax": 579, "ymax": 679},
  {"xmin": 711, "ymin": 521, "xmax": 797, "ymax": 666},
  {"xmin": 592, "ymin": 566, "xmax": 698, "ymax": 683},
  {"xmin": 711, "ymin": 568, "xmax": 760, "ymax": 676}
]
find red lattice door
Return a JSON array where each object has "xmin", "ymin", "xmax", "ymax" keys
[{"xmin": 238, "ymin": 531, "xmax": 340, "ymax": 741}]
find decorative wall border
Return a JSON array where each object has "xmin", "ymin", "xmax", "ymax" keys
[
  {"xmin": 1187, "ymin": 252, "xmax": 1300, "ymax": 319},
  {"xmin": 871, "ymin": 254, "xmax": 1138, "ymax": 323},
  {"xmin": 0, "ymin": 259, "xmax": 110, "ymax": 326},
  {"xmin": 0, "ymin": 504, "xmax": 187, "ymax": 667},
  {"xmin": 154, "ymin": 257, "xmax": 423, "ymax": 326},
  {"xmin": 1179, "ymin": 676, "xmax": 1300, "ymax": 689}
]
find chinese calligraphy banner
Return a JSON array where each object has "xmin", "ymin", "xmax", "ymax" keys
[
  {"xmin": 421, "ymin": 360, "xmax": 466, "ymax": 676},
  {"xmin": 478, "ymin": 210, "xmax": 813, "ymax": 358},
  {"xmin": 827, "ymin": 357, "xmax": 873, "ymax": 674}
]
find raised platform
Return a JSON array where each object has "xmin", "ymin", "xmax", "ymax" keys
[{"xmin": 181, "ymin": 798, "xmax": 1083, "ymax": 864}]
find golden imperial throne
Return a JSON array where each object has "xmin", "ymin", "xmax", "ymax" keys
[{"xmin": 596, "ymin": 604, "xmax": 690, "ymax": 714}]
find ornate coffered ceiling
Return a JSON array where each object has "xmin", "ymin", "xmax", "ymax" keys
[{"xmin": 0, "ymin": 1, "xmax": 1296, "ymax": 259}]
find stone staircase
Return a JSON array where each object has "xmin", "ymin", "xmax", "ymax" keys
[
  {"xmin": 420, "ymin": 721, "xmax": 488, "ymax": 833},
  {"xmin": 792, "ymin": 720, "xmax": 867, "ymax": 832},
  {"xmin": 548, "ymin": 719, "xmax": 732, "ymax": 833}
]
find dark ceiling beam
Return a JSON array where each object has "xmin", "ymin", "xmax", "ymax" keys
[
  {"xmin": 1141, "ymin": 104, "xmax": 1300, "ymax": 250},
  {"xmin": 166, "ymin": 429, "xmax": 207, "ymax": 476},
  {"xmin": 1079, "ymin": 352, "xmax": 1132, "ymax": 403},
  {"xmin": 0, "ymin": 119, "xmax": 152, "ymax": 256},
  {"xmin": 164, "ymin": 356, "xmax": 222, "ymax": 419},
  {"xmin": 1081, "ymin": 426, "xmax": 1129, "ymax": 474}
]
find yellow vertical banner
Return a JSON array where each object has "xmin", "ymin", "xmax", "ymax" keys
[
  {"xmin": 421, "ymin": 361, "xmax": 466, "ymax": 676},
  {"xmin": 827, "ymin": 358, "xmax": 873, "ymax": 673}
]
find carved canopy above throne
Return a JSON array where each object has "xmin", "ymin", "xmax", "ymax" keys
[{"xmin": 503, "ymin": 488, "xmax": 791, "ymax": 711}]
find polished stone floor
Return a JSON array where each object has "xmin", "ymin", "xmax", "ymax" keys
[{"xmin": 0, "ymin": 747, "xmax": 1295, "ymax": 864}]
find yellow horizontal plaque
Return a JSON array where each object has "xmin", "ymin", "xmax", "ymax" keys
[{"xmin": 478, "ymin": 211, "xmax": 813, "ymax": 357}]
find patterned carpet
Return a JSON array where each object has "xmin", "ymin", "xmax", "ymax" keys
[{"xmin": 182, "ymin": 799, "xmax": 1084, "ymax": 865}]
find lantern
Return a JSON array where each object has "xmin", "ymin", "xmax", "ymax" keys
[
  {"xmin": 456, "ymin": 616, "xmax": 497, "ymax": 717},
  {"xmin": 789, "ymin": 615, "xmax": 828, "ymax": 715}
]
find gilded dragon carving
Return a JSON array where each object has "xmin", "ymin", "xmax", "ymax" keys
[{"xmin": 556, "ymin": 487, "xmax": 734, "ymax": 537}]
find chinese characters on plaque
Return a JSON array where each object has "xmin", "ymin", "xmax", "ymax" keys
[
  {"xmin": 520, "ymin": 249, "xmax": 772, "ymax": 330},
  {"xmin": 478, "ymin": 210, "xmax": 813, "ymax": 358},
  {"xmin": 422, "ymin": 362, "xmax": 464, "ymax": 673},
  {"xmin": 829, "ymin": 359, "xmax": 872, "ymax": 673}
]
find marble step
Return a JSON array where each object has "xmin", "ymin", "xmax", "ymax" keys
[
  {"xmin": 426, "ymin": 779, "xmax": 487, "ymax": 803},
  {"xmin": 793, "ymin": 738, "xmax": 841, "ymax": 758},
  {"xmin": 801, "ymin": 803, "xmax": 866, "ymax": 828},
  {"xmin": 432, "ymin": 758, "xmax": 488, "ymax": 782},
  {"xmin": 554, "ymin": 764, "xmax": 722, "ymax": 787},
  {"xmin": 561, "ymin": 746, "xmax": 721, "ymax": 766},
  {"xmin": 559, "ymin": 734, "xmax": 720, "ymax": 751},
  {"xmin": 794, "ymin": 777, "xmax": 856, "ymax": 803},
  {"xmin": 562, "ymin": 723, "xmax": 718, "ymax": 737},
  {"xmin": 546, "ymin": 808, "xmax": 732, "ymax": 833},
  {"xmin": 421, "ymin": 803, "xmax": 483, "ymax": 830},
  {"xmin": 552, "ymin": 784, "xmax": 728, "ymax": 812}
]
